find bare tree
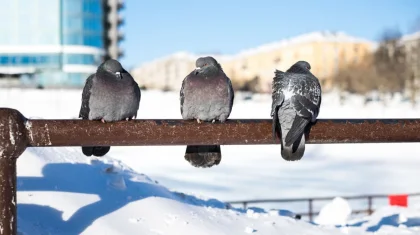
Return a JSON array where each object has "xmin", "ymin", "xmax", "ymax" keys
[
  {"xmin": 373, "ymin": 28, "xmax": 407, "ymax": 102},
  {"xmin": 332, "ymin": 27, "xmax": 418, "ymax": 105},
  {"xmin": 333, "ymin": 53, "xmax": 379, "ymax": 95},
  {"xmin": 406, "ymin": 17, "xmax": 420, "ymax": 105}
]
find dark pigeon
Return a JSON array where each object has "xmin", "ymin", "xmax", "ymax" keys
[
  {"xmin": 180, "ymin": 56, "xmax": 234, "ymax": 168},
  {"xmin": 271, "ymin": 61, "xmax": 321, "ymax": 161},
  {"xmin": 79, "ymin": 59, "xmax": 141, "ymax": 157}
]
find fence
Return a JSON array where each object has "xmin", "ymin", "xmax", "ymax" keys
[
  {"xmin": 2, "ymin": 107, "xmax": 420, "ymax": 234},
  {"xmin": 227, "ymin": 193, "xmax": 420, "ymax": 222}
]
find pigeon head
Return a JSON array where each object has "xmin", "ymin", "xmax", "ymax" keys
[
  {"xmin": 99, "ymin": 59, "xmax": 125, "ymax": 80},
  {"xmin": 194, "ymin": 56, "xmax": 222, "ymax": 76},
  {"xmin": 287, "ymin": 61, "xmax": 311, "ymax": 74}
]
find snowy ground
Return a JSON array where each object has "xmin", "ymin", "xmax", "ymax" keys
[
  {"xmin": 17, "ymin": 147, "xmax": 420, "ymax": 235},
  {"xmin": 2, "ymin": 88, "xmax": 420, "ymax": 234}
]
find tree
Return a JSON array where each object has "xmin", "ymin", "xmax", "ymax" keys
[{"xmin": 373, "ymin": 28, "xmax": 407, "ymax": 99}]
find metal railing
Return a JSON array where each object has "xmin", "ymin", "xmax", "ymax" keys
[
  {"xmin": 2, "ymin": 107, "xmax": 420, "ymax": 234},
  {"xmin": 227, "ymin": 193, "xmax": 420, "ymax": 222}
]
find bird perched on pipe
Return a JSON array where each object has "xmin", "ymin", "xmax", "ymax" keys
[
  {"xmin": 271, "ymin": 61, "xmax": 321, "ymax": 161},
  {"xmin": 180, "ymin": 56, "xmax": 234, "ymax": 168},
  {"xmin": 79, "ymin": 59, "xmax": 141, "ymax": 157}
]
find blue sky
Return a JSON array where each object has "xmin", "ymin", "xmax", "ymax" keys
[{"xmin": 120, "ymin": 0, "xmax": 420, "ymax": 68}]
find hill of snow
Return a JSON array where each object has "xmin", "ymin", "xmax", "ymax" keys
[{"xmin": 16, "ymin": 146, "xmax": 420, "ymax": 234}]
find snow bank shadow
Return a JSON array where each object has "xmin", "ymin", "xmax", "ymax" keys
[
  {"xmin": 17, "ymin": 158, "xmax": 229, "ymax": 234},
  {"xmin": 366, "ymin": 214, "xmax": 420, "ymax": 232}
]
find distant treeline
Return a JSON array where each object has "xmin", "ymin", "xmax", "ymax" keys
[{"xmin": 332, "ymin": 27, "xmax": 420, "ymax": 104}]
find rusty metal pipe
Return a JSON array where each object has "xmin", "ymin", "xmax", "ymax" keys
[
  {"xmin": 23, "ymin": 118, "xmax": 420, "ymax": 147},
  {"xmin": 0, "ymin": 109, "xmax": 28, "ymax": 235}
]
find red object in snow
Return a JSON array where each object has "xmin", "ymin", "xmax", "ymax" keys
[{"xmin": 388, "ymin": 194, "xmax": 408, "ymax": 207}]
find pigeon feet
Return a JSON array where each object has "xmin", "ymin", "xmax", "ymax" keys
[
  {"xmin": 101, "ymin": 118, "xmax": 106, "ymax": 123},
  {"xmin": 125, "ymin": 117, "xmax": 129, "ymax": 121},
  {"xmin": 212, "ymin": 120, "xmax": 216, "ymax": 123},
  {"xmin": 196, "ymin": 119, "xmax": 201, "ymax": 124}
]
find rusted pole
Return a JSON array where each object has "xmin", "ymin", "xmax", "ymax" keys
[
  {"xmin": 308, "ymin": 199, "xmax": 313, "ymax": 222},
  {"xmin": 368, "ymin": 196, "xmax": 373, "ymax": 215},
  {"xmin": 22, "ymin": 117, "xmax": 420, "ymax": 147},
  {"xmin": 0, "ymin": 109, "xmax": 28, "ymax": 235}
]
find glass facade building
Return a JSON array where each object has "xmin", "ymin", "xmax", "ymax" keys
[{"xmin": 0, "ymin": 0, "xmax": 109, "ymax": 87}]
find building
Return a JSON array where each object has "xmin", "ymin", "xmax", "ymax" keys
[
  {"xmin": 0, "ymin": 0, "xmax": 124, "ymax": 88},
  {"xmin": 401, "ymin": 32, "xmax": 420, "ymax": 80},
  {"xmin": 131, "ymin": 52, "xmax": 195, "ymax": 91},
  {"xmin": 131, "ymin": 31, "xmax": 376, "ymax": 93},
  {"xmin": 103, "ymin": 0, "xmax": 124, "ymax": 60},
  {"xmin": 223, "ymin": 31, "xmax": 376, "ymax": 93},
  {"xmin": 400, "ymin": 31, "xmax": 420, "ymax": 99},
  {"xmin": 131, "ymin": 52, "xmax": 232, "ymax": 91}
]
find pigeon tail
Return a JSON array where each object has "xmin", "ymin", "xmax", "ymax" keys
[
  {"xmin": 272, "ymin": 106, "xmax": 281, "ymax": 142},
  {"xmin": 82, "ymin": 146, "xmax": 111, "ymax": 157},
  {"xmin": 184, "ymin": 145, "xmax": 221, "ymax": 168},
  {"xmin": 281, "ymin": 133, "xmax": 305, "ymax": 161},
  {"xmin": 285, "ymin": 116, "xmax": 309, "ymax": 147}
]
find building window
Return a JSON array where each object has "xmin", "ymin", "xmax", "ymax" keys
[
  {"xmin": 62, "ymin": 0, "xmax": 103, "ymax": 48},
  {"xmin": 0, "ymin": 54, "xmax": 60, "ymax": 67},
  {"xmin": 63, "ymin": 54, "xmax": 98, "ymax": 65}
]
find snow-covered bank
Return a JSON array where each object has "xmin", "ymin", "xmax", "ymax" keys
[{"xmin": 16, "ymin": 146, "xmax": 420, "ymax": 234}]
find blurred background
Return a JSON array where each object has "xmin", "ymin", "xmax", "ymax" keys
[
  {"xmin": 0, "ymin": 0, "xmax": 419, "ymax": 101},
  {"xmin": 1, "ymin": 0, "xmax": 420, "ymax": 219}
]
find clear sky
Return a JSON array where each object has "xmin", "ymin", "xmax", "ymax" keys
[{"xmin": 120, "ymin": 0, "xmax": 420, "ymax": 68}]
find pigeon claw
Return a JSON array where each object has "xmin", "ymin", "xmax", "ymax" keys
[
  {"xmin": 125, "ymin": 117, "xmax": 129, "ymax": 121},
  {"xmin": 101, "ymin": 118, "xmax": 106, "ymax": 123},
  {"xmin": 196, "ymin": 119, "xmax": 201, "ymax": 124}
]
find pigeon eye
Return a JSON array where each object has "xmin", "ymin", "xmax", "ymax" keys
[{"xmin": 204, "ymin": 63, "xmax": 208, "ymax": 66}]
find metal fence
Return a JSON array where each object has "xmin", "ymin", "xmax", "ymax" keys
[
  {"xmin": 227, "ymin": 193, "xmax": 420, "ymax": 222},
  {"xmin": 2, "ymin": 107, "xmax": 420, "ymax": 234}
]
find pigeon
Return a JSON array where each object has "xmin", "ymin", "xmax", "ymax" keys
[
  {"xmin": 271, "ymin": 61, "xmax": 321, "ymax": 161},
  {"xmin": 79, "ymin": 59, "xmax": 141, "ymax": 157},
  {"xmin": 180, "ymin": 56, "xmax": 234, "ymax": 168}
]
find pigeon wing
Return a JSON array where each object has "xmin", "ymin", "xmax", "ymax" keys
[
  {"xmin": 79, "ymin": 74, "xmax": 94, "ymax": 120},
  {"xmin": 271, "ymin": 70, "xmax": 286, "ymax": 141},
  {"xmin": 284, "ymin": 74, "xmax": 321, "ymax": 146},
  {"xmin": 180, "ymin": 74, "xmax": 189, "ymax": 116},
  {"xmin": 227, "ymin": 76, "xmax": 234, "ymax": 109}
]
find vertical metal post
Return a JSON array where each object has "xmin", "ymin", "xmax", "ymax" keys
[
  {"xmin": 368, "ymin": 196, "xmax": 373, "ymax": 215},
  {"xmin": 308, "ymin": 199, "xmax": 313, "ymax": 222},
  {"xmin": 0, "ymin": 109, "xmax": 28, "ymax": 235}
]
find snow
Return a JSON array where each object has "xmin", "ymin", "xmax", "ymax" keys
[
  {"xmin": 315, "ymin": 197, "xmax": 352, "ymax": 226},
  {"xmin": 401, "ymin": 31, "xmax": 420, "ymax": 42},
  {"xmin": 1, "ymin": 88, "xmax": 420, "ymax": 234}
]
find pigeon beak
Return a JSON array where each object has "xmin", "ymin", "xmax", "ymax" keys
[
  {"xmin": 194, "ymin": 67, "xmax": 201, "ymax": 75},
  {"xmin": 115, "ymin": 72, "xmax": 122, "ymax": 80}
]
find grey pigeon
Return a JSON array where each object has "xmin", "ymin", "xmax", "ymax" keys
[
  {"xmin": 271, "ymin": 61, "xmax": 321, "ymax": 161},
  {"xmin": 180, "ymin": 56, "xmax": 234, "ymax": 168},
  {"xmin": 79, "ymin": 59, "xmax": 141, "ymax": 157}
]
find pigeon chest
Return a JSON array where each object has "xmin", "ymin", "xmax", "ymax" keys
[
  {"xmin": 89, "ymin": 79, "xmax": 139, "ymax": 121},
  {"xmin": 186, "ymin": 77, "xmax": 228, "ymax": 104},
  {"xmin": 182, "ymin": 76, "xmax": 231, "ymax": 121}
]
